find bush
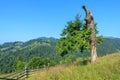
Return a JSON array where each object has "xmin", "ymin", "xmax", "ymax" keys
[
  {"xmin": 60, "ymin": 55, "xmax": 76, "ymax": 64},
  {"xmin": 28, "ymin": 57, "xmax": 55, "ymax": 69}
]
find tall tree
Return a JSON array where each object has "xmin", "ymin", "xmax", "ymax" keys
[
  {"xmin": 56, "ymin": 6, "xmax": 103, "ymax": 63},
  {"xmin": 82, "ymin": 5, "xmax": 97, "ymax": 63},
  {"xmin": 56, "ymin": 14, "xmax": 91, "ymax": 56}
]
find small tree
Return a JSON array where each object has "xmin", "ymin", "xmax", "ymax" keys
[
  {"xmin": 56, "ymin": 13, "xmax": 102, "ymax": 63},
  {"xmin": 13, "ymin": 56, "xmax": 26, "ymax": 71}
]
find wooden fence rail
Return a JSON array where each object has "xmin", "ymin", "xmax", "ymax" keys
[
  {"xmin": 0, "ymin": 65, "xmax": 29, "ymax": 80},
  {"xmin": 0, "ymin": 65, "xmax": 49, "ymax": 80}
]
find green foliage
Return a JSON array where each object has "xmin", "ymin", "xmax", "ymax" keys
[
  {"xmin": 28, "ymin": 57, "xmax": 44, "ymax": 69},
  {"xmin": 96, "ymin": 36, "xmax": 103, "ymax": 44},
  {"xmin": 56, "ymin": 14, "xmax": 96, "ymax": 56},
  {"xmin": 13, "ymin": 61, "xmax": 26, "ymax": 71},
  {"xmin": 43, "ymin": 58, "xmax": 55, "ymax": 67},
  {"xmin": 13, "ymin": 56, "xmax": 26, "ymax": 71},
  {"xmin": 28, "ymin": 57, "xmax": 55, "ymax": 69},
  {"xmin": 56, "ymin": 14, "xmax": 104, "ymax": 56},
  {"xmin": 60, "ymin": 54, "xmax": 76, "ymax": 64}
]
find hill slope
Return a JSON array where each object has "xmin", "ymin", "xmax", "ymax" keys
[
  {"xmin": 26, "ymin": 53, "xmax": 120, "ymax": 80},
  {"xmin": 0, "ymin": 37, "xmax": 58, "ymax": 73},
  {"xmin": 0, "ymin": 37, "xmax": 120, "ymax": 73},
  {"xmin": 97, "ymin": 37, "xmax": 120, "ymax": 56}
]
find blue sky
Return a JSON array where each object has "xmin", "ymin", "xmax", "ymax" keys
[{"xmin": 0, "ymin": 0, "xmax": 120, "ymax": 44}]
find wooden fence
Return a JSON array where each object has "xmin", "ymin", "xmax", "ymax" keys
[
  {"xmin": 0, "ymin": 65, "xmax": 49, "ymax": 80},
  {"xmin": 0, "ymin": 65, "xmax": 29, "ymax": 80}
]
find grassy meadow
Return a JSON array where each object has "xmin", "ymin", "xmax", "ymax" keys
[{"xmin": 26, "ymin": 53, "xmax": 120, "ymax": 80}]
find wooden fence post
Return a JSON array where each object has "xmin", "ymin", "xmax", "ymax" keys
[{"xmin": 24, "ymin": 65, "xmax": 28, "ymax": 78}]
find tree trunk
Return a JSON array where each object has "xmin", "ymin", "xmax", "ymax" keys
[{"xmin": 82, "ymin": 5, "xmax": 97, "ymax": 63}]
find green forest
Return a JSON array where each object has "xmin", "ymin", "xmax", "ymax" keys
[{"xmin": 0, "ymin": 37, "xmax": 120, "ymax": 74}]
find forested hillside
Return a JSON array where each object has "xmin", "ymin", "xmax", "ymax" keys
[
  {"xmin": 0, "ymin": 37, "xmax": 58, "ymax": 73},
  {"xmin": 97, "ymin": 37, "xmax": 120, "ymax": 56},
  {"xmin": 0, "ymin": 37, "xmax": 120, "ymax": 74}
]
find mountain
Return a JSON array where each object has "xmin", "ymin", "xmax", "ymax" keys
[
  {"xmin": 0, "ymin": 37, "xmax": 120, "ymax": 73},
  {"xmin": 97, "ymin": 37, "xmax": 120, "ymax": 56},
  {"xmin": 0, "ymin": 37, "xmax": 59, "ymax": 73}
]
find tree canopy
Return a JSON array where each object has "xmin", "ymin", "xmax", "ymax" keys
[{"xmin": 56, "ymin": 14, "xmax": 102, "ymax": 56}]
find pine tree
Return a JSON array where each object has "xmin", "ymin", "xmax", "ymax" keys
[{"xmin": 56, "ymin": 14, "xmax": 103, "ymax": 63}]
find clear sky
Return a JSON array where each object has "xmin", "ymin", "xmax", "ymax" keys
[{"xmin": 0, "ymin": 0, "xmax": 120, "ymax": 44}]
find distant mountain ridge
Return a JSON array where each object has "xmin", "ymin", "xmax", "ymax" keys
[
  {"xmin": 0, "ymin": 37, "xmax": 120, "ymax": 73},
  {"xmin": 97, "ymin": 37, "xmax": 120, "ymax": 56}
]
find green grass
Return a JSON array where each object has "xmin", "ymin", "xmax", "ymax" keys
[{"xmin": 25, "ymin": 53, "xmax": 120, "ymax": 80}]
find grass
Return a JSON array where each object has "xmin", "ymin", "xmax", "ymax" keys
[{"xmin": 24, "ymin": 53, "xmax": 120, "ymax": 80}]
